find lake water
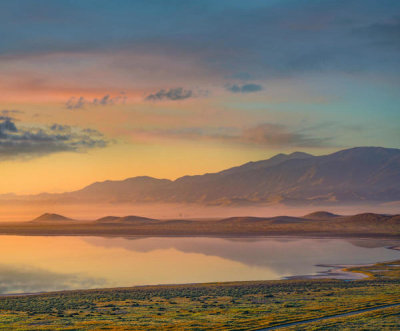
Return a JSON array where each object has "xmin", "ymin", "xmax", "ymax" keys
[{"xmin": 1, "ymin": 235, "xmax": 399, "ymax": 294}]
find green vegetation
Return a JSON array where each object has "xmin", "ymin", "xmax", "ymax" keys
[
  {"xmin": 0, "ymin": 260, "xmax": 399, "ymax": 330},
  {"xmin": 285, "ymin": 305, "xmax": 400, "ymax": 330},
  {"xmin": 346, "ymin": 259, "xmax": 400, "ymax": 280}
]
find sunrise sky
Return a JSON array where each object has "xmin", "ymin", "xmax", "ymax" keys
[{"xmin": 0, "ymin": 0, "xmax": 399, "ymax": 194}]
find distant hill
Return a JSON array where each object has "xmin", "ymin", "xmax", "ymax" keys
[
  {"xmin": 95, "ymin": 215, "xmax": 157, "ymax": 224},
  {"xmin": 304, "ymin": 211, "xmax": 340, "ymax": 220},
  {"xmin": 7, "ymin": 146, "xmax": 400, "ymax": 206},
  {"xmin": 18, "ymin": 211, "xmax": 400, "ymax": 237},
  {"xmin": 344, "ymin": 213, "xmax": 393, "ymax": 223},
  {"xmin": 218, "ymin": 216, "xmax": 308, "ymax": 224},
  {"xmin": 31, "ymin": 213, "xmax": 76, "ymax": 222}
]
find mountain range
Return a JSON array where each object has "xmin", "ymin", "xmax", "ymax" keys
[{"xmin": 4, "ymin": 146, "xmax": 400, "ymax": 206}]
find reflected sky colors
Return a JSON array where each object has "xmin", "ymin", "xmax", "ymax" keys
[
  {"xmin": 0, "ymin": 236, "xmax": 399, "ymax": 294},
  {"xmin": 0, "ymin": 1, "xmax": 399, "ymax": 194}
]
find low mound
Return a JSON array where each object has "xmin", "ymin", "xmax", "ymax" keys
[
  {"xmin": 218, "ymin": 217, "xmax": 267, "ymax": 224},
  {"xmin": 304, "ymin": 211, "xmax": 340, "ymax": 220},
  {"xmin": 346, "ymin": 213, "xmax": 391, "ymax": 223},
  {"xmin": 31, "ymin": 213, "xmax": 75, "ymax": 222},
  {"xmin": 95, "ymin": 216, "xmax": 121, "ymax": 223},
  {"xmin": 270, "ymin": 216, "xmax": 308, "ymax": 224},
  {"xmin": 95, "ymin": 215, "xmax": 158, "ymax": 224}
]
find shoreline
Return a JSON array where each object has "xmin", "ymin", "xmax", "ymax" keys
[
  {"xmin": 2, "ymin": 258, "xmax": 397, "ymax": 298},
  {"xmin": 0, "ymin": 276, "xmax": 360, "ymax": 298},
  {"xmin": 285, "ymin": 264, "xmax": 373, "ymax": 280},
  {"xmin": 0, "ymin": 231, "xmax": 399, "ymax": 240}
]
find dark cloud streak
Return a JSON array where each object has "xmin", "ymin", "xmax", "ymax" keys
[
  {"xmin": 138, "ymin": 123, "xmax": 332, "ymax": 148},
  {"xmin": 0, "ymin": 117, "xmax": 109, "ymax": 161},
  {"xmin": 66, "ymin": 93, "xmax": 127, "ymax": 109},
  {"xmin": 226, "ymin": 83, "xmax": 263, "ymax": 94},
  {"xmin": 241, "ymin": 123, "xmax": 332, "ymax": 148},
  {"xmin": 145, "ymin": 88, "xmax": 193, "ymax": 101}
]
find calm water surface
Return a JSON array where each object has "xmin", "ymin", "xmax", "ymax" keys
[{"xmin": 1, "ymin": 236, "xmax": 399, "ymax": 294}]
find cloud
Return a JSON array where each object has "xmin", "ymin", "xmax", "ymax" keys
[
  {"xmin": 136, "ymin": 123, "xmax": 332, "ymax": 148},
  {"xmin": 145, "ymin": 87, "xmax": 193, "ymax": 101},
  {"xmin": 0, "ymin": 110, "xmax": 23, "ymax": 116},
  {"xmin": 93, "ymin": 93, "xmax": 127, "ymax": 105},
  {"xmin": 355, "ymin": 17, "xmax": 400, "ymax": 49},
  {"xmin": 226, "ymin": 83, "xmax": 263, "ymax": 94},
  {"xmin": 0, "ymin": 118, "xmax": 17, "ymax": 133},
  {"xmin": 0, "ymin": 110, "xmax": 24, "ymax": 121},
  {"xmin": 1, "ymin": 1, "xmax": 399, "ymax": 80},
  {"xmin": 228, "ymin": 72, "xmax": 253, "ymax": 81},
  {"xmin": 66, "ymin": 93, "xmax": 127, "ymax": 109},
  {"xmin": 0, "ymin": 118, "xmax": 109, "ymax": 161},
  {"xmin": 241, "ymin": 123, "xmax": 331, "ymax": 147},
  {"xmin": 66, "ymin": 96, "xmax": 85, "ymax": 109}
]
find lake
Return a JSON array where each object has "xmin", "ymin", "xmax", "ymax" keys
[{"xmin": 0, "ymin": 235, "xmax": 399, "ymax": 294}]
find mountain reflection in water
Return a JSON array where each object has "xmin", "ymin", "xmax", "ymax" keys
[{"xmin": 0, "ymin": 236, "xmax": 399, "ymax": 294}]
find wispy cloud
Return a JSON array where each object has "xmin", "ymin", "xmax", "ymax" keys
[
  {"xmin": 0, "ymin": 110, "xmax": 24, "ymax": 120},
  {"xmin": 0, "ymin": 117, "xmax": 109, "ymax": 161},
  {"xmin": 145, "ymin": 88, "xmax": 194, "ymax": 101},
  {"xmin": 226, "ymin": 83, "xmax": 263, "ymax": 94},
  {"xmin": 66, "ymin": 93, "xmax": 127, "ymax": 109},
  {"xmin": 355, "ymin": 17, "xmax": 400, "ymax": 49},
  {"xmin": 241, "ymin": 123, "xmax": 331, "ymax": 147},
  {"xmin": 135, "ymin": 122, "xmax": 332, "ymax": 148},
  {"xmin": 66, "ymin": 96, "xmax": 85, "ymax": 109},
  {"xmin": 0, "ymin": 110, "xmax": 23, "ymax": 116}
]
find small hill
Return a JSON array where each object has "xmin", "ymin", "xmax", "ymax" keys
[
  {"xmin": 95, "ymin": 215, "xmax": 158, "ymax": 224},
  {"xmin": 31, "ymin": 213, "xmax": 76, "ymax": 222},
  {"xmin": 270, "ymin": 216, "xmax": 309, "ymax": 224},
  {"xmin": 218, "ymin": 216, "xmax": 267, "ymax": 224},
  {"xmin": 95, "ymin": 216, "xmax": 121, "ymax": 223},
  {"xmin": 304, "ymin": 211, "xmax": 340, "ymax": 220},
  {"xmin": 345, "ymin": 213, "xmax": 391, "ymax": 223},
  {"xmin": 218, "ymin": 216, "xmax": 306, "ymax": 224}
]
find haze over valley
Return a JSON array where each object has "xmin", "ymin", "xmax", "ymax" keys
[{"xmin": 1, "ymin": 146, "xmax": 399, "ymax": 221}]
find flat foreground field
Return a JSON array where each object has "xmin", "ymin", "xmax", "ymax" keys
[{"xmin": 0, "ymin": 261, "xmax": 400, "ymax": 330}]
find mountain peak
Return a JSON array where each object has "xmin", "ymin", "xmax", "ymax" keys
[
  {"xmin": 288, "ymin": 151, "xmax": 313, "ymax": 158},
  {"xmin": 218, "ymin": 150, "xmax": 315, "ymax": 176},
  {"xmin": 268, "ymin": 151, "xmax": 313, "ymax": 161},
  {"xmin": 31, "ymin": 213, "xmax": 75, "ymax": 222}
]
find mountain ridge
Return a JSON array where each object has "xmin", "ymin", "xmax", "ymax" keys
[{"xmin": 3, "ymin": 146, "xmax": 400, "ymax": 206}]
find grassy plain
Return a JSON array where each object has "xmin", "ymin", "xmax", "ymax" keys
[{"xmin": 0, "ymin": 260, "xmax": 399, "ymax": 330}]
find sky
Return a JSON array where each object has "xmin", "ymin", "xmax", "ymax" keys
[{"xmin": 0, "ymin": 0, "xmax": 399, "ymax": 194}]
